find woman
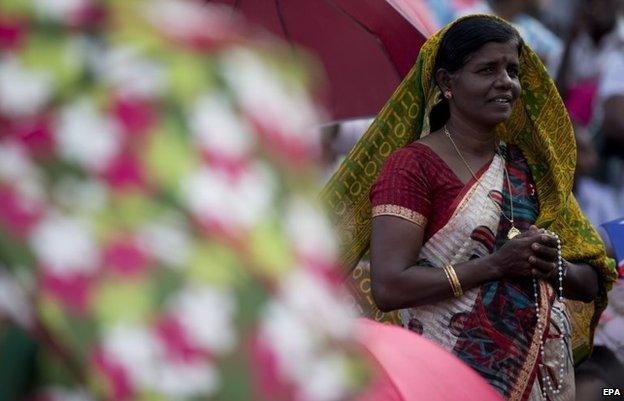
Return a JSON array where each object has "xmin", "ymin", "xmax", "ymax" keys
[{"xmin": 322, "ymin": 15, "xmax": 617, "ymax": 401}]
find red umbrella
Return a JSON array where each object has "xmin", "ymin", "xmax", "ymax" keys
[
  {"xmin": 206, "ymin": 0, "xmax": 427, "ymax": 121},
  {"xmin": 387, "ymin": 0, "xmax": 439, "ymax": 36},
  {"xmin": 355, "ymin": 319, "xmax": 505, "ymax": 401}
]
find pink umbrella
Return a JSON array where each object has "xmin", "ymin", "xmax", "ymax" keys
[
  {"xmin": 355, "ymin": 319, "xmax": 505, "ymax": 401},
  {"xmin": 206, "ymin": 0, "xmax": 427, "ymax": 121}
]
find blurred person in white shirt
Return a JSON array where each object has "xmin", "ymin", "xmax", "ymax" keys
[{"xmin": 573, "ymin": 123, "xmax": 623, "ymax": 252}]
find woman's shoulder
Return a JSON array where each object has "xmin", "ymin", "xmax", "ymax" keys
[
  {"xmin": 377, "ymin": 141, "xmax": 446, "ymax": 189},
  {"xmin": 385, "ymin": 141, "xmax": 439, "ymax": 168}
]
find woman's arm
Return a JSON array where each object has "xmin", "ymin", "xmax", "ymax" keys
[
  {"xmin": 370, "ymin": 216, "xmax": 497, "ymax": 311},
  {"xmin": 550, "ymin": 260, "xmax": 599, "ymax": 303},
  {"xmin": 370, "ymin": 216, "xmax": 556, "ymax": 311}
]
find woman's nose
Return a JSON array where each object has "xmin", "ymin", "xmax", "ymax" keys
[{"xmin": 495, "ymin": 71, "xmax": 513, "ymax": 88}]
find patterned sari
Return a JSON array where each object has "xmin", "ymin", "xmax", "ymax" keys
[
  {"xmin": 380, "ymin": 144, "xmax": 574, "ymax": 400},
  {"xmin": 322, "ymin": 14, "xmax": 618, "ymax": 401}
]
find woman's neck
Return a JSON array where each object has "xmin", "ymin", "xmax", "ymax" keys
[{"xmin": 446, "ymin": 118, "xmax": 498, "ymax": 157}]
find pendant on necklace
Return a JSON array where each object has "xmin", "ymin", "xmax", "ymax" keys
[{"xmin": 507, "ymin": 226, "xmax": 521, "ymax": 239}]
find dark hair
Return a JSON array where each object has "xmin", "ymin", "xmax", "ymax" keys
[{"xmin": 429, "ymin": 16, "xmax": 524, "ymax": 131}]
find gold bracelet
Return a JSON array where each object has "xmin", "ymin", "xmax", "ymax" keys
[
  {"xmin": 442, "ymin": 264, "xmax": 454, "ymax": 295},
  {"xmin": 442, "ymin": 265, "xmax": 460, "ymax": 298},
  {"xmin": 443, "ymin": 264, "xmax": 463, "ymax": 298},
  {"xmin": 447, "ymin": 264, "xmax": 463, "ymax": 298}
]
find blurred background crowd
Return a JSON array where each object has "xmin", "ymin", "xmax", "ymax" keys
[{"xmin": 0, "ymin": 0, "xmax": 623, "ymax": 400}]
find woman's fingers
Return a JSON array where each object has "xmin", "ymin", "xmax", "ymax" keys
[
  {"xmin": 528, "ymin": 255, "xmax": 556, "ymax": 276},
  {"xmin": 518, "ymin": 227, "xmax": 558, "ymax": 248},
  {"xmin": 531, "ymin": 242, "xmax": 558, "ymax": 262},
  {"xmin": 514, "ymin": 226, "xmax": 540, "ymax": 239},
  {"xmin": 538, "ymin": 233, "xmax": 559, "ymax": 248},
  {"xmin": 499, "ymin": 231, "xmax": 558, "ymax": 280}
]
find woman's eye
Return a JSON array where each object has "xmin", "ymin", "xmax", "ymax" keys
[
  {"xmin": 480, "ymin": 67, "xmax": 494, "ymax": 74},
  {"xmin": 508, "ymin": 68, "xmax": 519, "ymax": 77}
]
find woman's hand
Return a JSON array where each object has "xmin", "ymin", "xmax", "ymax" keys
[
  {"xmin": 490, "ymin": 225, "xmax": 560, "ymax": 280},
  {"xmin": 490, "ymin": 225, "xmax": 599, "ymax": 302},
  {"xmin": 527, "ymin": 228, "xmax": 560, "ymax": 279}
]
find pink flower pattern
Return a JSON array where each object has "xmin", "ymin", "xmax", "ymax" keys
[{"xmin": 0, "ymin": 1, "xmax": 366, "ymax": 400}]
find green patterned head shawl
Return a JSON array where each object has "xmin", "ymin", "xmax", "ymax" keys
[{"xmin": 321, "ymin": 14, "xmax": 618, "ymax": 363}]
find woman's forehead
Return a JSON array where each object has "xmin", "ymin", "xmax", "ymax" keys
[{"xmin": 465, "ymin": 41, "xmax": 520, "ymax": 65}]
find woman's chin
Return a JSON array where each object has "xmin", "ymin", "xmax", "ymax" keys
[
  {"xmin": 485, "ymin": 111, "xmax": 514, "ymax": 127},
  {"xmin": 474, "ymin": 116, "xmax": 511, "ymax": 130}
]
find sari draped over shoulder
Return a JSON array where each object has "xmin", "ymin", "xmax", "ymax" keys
[
  {"xmin": 381, "ymin": 144, "xmax": 575, "ymax": 400},
  {"xmin": 321, "ymin": 14, "xmax": 618, "ymax": 401}
]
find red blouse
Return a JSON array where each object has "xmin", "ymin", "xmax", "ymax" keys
[{"xmin": 370, "ymin": 142, "xmax": 489, "ymax": 242}]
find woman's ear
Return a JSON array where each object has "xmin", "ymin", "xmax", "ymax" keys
[{"xmin": 435, "ymin": 69, "xmax": 453, "ymax": 100}]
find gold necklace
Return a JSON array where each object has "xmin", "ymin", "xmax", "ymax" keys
[{"xmin": 443, "ymin": 125, "xmax": 520, "ymax": 239}]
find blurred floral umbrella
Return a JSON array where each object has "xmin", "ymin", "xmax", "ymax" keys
[
  {"xmin": 0, "ymin": 1, "xmax": 367, "ymax": 400},
  {"xmin": 355, "ymin": 319, "xmax": 506, "ymax": 401},
  {"xmin": 206, "ymin": 0, "xmax": 428, "ymax": 121}
]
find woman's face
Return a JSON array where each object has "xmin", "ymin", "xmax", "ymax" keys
[{"xmin": 446, "ymin": 40, "xmax": 521, "ymax": 130}]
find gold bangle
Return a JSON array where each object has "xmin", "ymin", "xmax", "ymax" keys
[
  {"xmin": 448, "ymin": 264, "xmax": 463, "ymax": 298},
  {"xmin": 443, "ymin": 264, "xmax": 463, "ymax": 298},
  {"xmin": 446, "ymin": 264, "xmax": 463, "ymax": 298},
  {"xmin": 442, "ymin": 264, "xmax": 454, "ymax": 295},
  {"xmin": 442, "ymin": 265, "xmax": 458, "ymax": 297}
]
